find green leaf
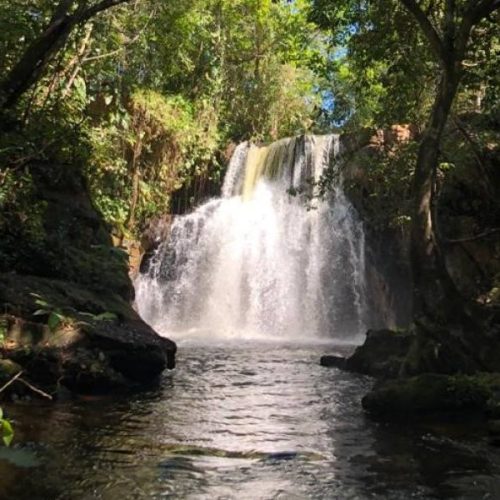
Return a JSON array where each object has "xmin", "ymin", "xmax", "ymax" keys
[
  {"xmin": 95, "ymin": 312, "xmax": 118, "ymax": 321},
  {"xmin": 2, "ymin": 419, "xmax": 14, "ymax": 447},
  {"xmin": 34, "ymin": 298, "xmax": 50, "ymax": 308},
  {"xmin": 47, "ymin": 312, "xmax": 63, "ymax": 331},
  {"xmin": 33, "ymin": 309, "xmax": 49, "ymax": 316}
]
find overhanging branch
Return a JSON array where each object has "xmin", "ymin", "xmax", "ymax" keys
[
  {"xmin": 400, "ymin": 0, "xmax": 445, "ymax": 63},
  {"xmin": 76, "ymin": 0, "xmax": 131, "ymax": 23},
  {"xmin": 456, "ymin": 0, "xmax": 500, "ymax": 58}
]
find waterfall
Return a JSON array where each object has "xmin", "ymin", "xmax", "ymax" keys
[{"xmin": 135, "ymin": 134, "xmax": 367, "ymax": 342}]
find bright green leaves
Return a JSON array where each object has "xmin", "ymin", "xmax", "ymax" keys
[
  {"xmin": 0, "ymin": 408, "xmax": 14, "ymax": 447},
  {"xmin": 310, "ymin": 0, "xmax": 438, "ymax": 128},
  {"xmin": 79, "ymin": 0, "xmax": 332, "ymax": 232},
  {"xmin": 32, "ymin": 295, "xmax": 68, "ymax": 333},
  {"xmin": 309, "ymin": 0, "xmax": 499, "ymax": 129},
  {"xmin": 213, "ymin": 0, "xmax": 327, "ymax": 141},
  {"xmin": 0, "ymin": 0, "xmax": 332, "ymax": 237},
  {"xmin": 31, "ymin": 293, "xmax": 119, "ymax": 332}
]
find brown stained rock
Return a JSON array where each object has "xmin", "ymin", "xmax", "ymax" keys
[{"xmin": 141, "ymin": 215, "xmax": 173, "ymax": 254}]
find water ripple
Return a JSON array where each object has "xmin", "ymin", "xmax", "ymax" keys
[{"xmin": 1, "ymin": 343, "xmax": 500, "ymax": 499}]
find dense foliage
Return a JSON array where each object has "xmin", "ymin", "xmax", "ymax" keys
[
  {"xmin": 0, "ymin": 407, "xmax": 13, "ymax": 446},
  {"xmin": 0, "ymin": 0, "xmax": 331, "ymax": 238},
  {"xmin": 0, "ymin": 0, "xmax": 498, "ymax": 324},
  {"xmin": 311, "ymin": 0, "xmax": 499, "ymax": 129}
]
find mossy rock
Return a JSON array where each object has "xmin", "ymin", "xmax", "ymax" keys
[
  {"xmin": 0, "ymin": 359, "xmax": 23, "ymax": 383},
  {"xmin": 342, "ymin": 329, "xmax": 414, "ymax": 378},
  {"xmin": 362, "ymin": 373, "xmax": 496, "ymax": 416},
  {"xmin": 0, "ymin": 158, "xmax": 176, "ymax": 395},
  {"xmin": 3, "ymin": 318, "xmax": 176, "ymax": 394},
  {"xmin": 0, "ymin": 273, "xmax": 176, "ymax": 394},
  {"xmin": 0, "ymin": 273, "xmax": 135, "ymax": 323},
  {"xmin": 337, "ymin": 326, "xmax": 490, "ymax": 379}
]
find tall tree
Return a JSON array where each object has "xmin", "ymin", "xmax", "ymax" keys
[
  {"xmin": 311, "ymin": 0, "xmax": 499, "ymax": 328},
  {"xmin": 400, "ymin": 0, "xmax": 500, "ymax": 327}
]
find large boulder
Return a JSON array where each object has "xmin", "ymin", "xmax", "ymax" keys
[
  {"xmin": 321, "ymin": 329, "xmax": 413, "ymax": 378},
  {"xmin": 0, "ymin": 158, "xmax": 176, "ymax": 397},
  {"xmin": 321, "ymin": 326, "xmax": 493, "ymax": 379},
  {"xmin": 362, "ymin": 372, "xmax": 500, "ymax": 417},
  {"xmin": 0, "ymin": 273, "xmax": 175, "ymax": 396}
]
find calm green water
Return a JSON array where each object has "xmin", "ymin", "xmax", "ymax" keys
[{"xmin": 1, "ymin": 342, "xmax": 500, "ymax": 499}]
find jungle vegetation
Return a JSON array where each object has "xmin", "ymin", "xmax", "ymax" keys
[{"xmin": 0, "ymin": 0, "xmax": 499, "ymax": 331}]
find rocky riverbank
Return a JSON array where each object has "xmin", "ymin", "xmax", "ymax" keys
[
  {"xmin": 0, "ymin": 161, "xmax": 176, "ymax": 399},
  {"xmin": 321, "ymin": 118, "xmax": 500, "ymax": 423}
]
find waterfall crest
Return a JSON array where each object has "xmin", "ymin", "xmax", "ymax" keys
[{"xmin": 136, "ymin": 134, "xmax": 367, "ymax": 341}]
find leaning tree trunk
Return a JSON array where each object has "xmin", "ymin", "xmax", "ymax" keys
[
  {"xmin": 0, "ymin": 0, "xmax": 131, "ymax": 112},
  {"xmin": 410, "ymin": 64, "xmax": 474, "ymax": 327},
  {"xmin": 0, "ymin": 4, "xmax": 77, "ymax": 110}
]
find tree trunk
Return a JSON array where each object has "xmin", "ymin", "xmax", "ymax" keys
[
  {"xmin": 62, "ymin": 24, "xmax": 94, "ymax": 98},
  {"xmin": 410, "ymin": 64, "xmax": 473, "ymax": 327},
  {"xmin": 0, "ymin": 12, "xmax": 76, "ymax": 110},
  {"xmin": 126, "ymin": 137, "xmax": 143, "ymax": 232},
  {"xmin": 0, "ymin": 0, "xmax": 130, "ymax": 112}
]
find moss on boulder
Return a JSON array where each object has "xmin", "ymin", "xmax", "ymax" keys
[
  {"xmin": 0, "ymin": 274, "xmax": 175, "ymax": 396},
  {"xmin": 362, "ymin": 372, "xmax": 500, "ymax": 417},
  {"xmin": 0, "ymin": 160, "xmax": 176, "ymax": 397}
]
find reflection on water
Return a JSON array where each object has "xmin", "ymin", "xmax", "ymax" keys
[{"xmin": 1, "ymin": 342, "xmax": 500, "ymax": 499}]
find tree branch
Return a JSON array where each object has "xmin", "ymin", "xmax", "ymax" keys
[
  {"xmin": 443, "ymin": 0, "xmax": 456, "ymax": 53},
  {"xmin": 0, "ymin": 371, "xmax": 23, "ymax": 394},
  {"xmin": 445, "ymin": 228, "xmax": 500, "ymax": 244},
  {"xmin": 82, "ymin": 7, "xmax": 154, "ymax": 64},
  {"xmin": 465, "ymin": 0, "xmax": 500, "ymax": 25},
  {"xmin": 456, "ymin": 0, "xmax": 500, "ymax": 59},
  {"xmin": 18, "ymin": 377, "xmax": 53, "ymax": 400},
  {"xmin": 399, "ymin": 0, "xmax": 445, "ymax": 62},
  {"xmin": 0, "ymin": 0, "xmax": 133, "ymax": 109},
  {"xmin": 75, "ymin": 0, "xmax": 131, "ymax": 23},
  {"xmin": 50, "ymin": 0, "xmax": 77, "ymax": 24}
]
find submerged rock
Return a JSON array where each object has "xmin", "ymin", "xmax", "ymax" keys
[
  {"xmin": 320, "ymin": 355, "xmax": 346, "ymax": 369},
  {"xmin": 362, "ymin": 373, "xmax": 488, "ymax": 415}
]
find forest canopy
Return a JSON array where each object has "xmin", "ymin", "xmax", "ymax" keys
[
  {"xmin": 0, "ymin": 0, "xmax": 334, "ymax": 236},
  {"xmin": 0, "ymin": 0, "xmax": 498, "ymax": 239}
]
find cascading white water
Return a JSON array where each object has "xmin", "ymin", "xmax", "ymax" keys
[{"xmin": 135, "ymin": 134, "xmax": 367, "ymax": 341}]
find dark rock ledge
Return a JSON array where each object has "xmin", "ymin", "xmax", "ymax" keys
[
  {"xmin": 321, "ymin": 329, "xmax": 500, "ymax": 431},
  {"xmin": 0, "ymin": 273, "xmax": 176, "ymax": 397}
]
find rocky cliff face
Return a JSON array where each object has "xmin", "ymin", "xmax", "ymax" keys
[
  {"xmin": 337, "ymin": 120, "xmax": 500, "ymax": 330},
  {"xmin": 337, "ymin": 126, "xmax": 416, "ymax": 330}
]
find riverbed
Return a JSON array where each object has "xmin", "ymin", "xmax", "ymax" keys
[{"xmin": 1, "ymin": 341, "xmax": 500, "ymax": 499}]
